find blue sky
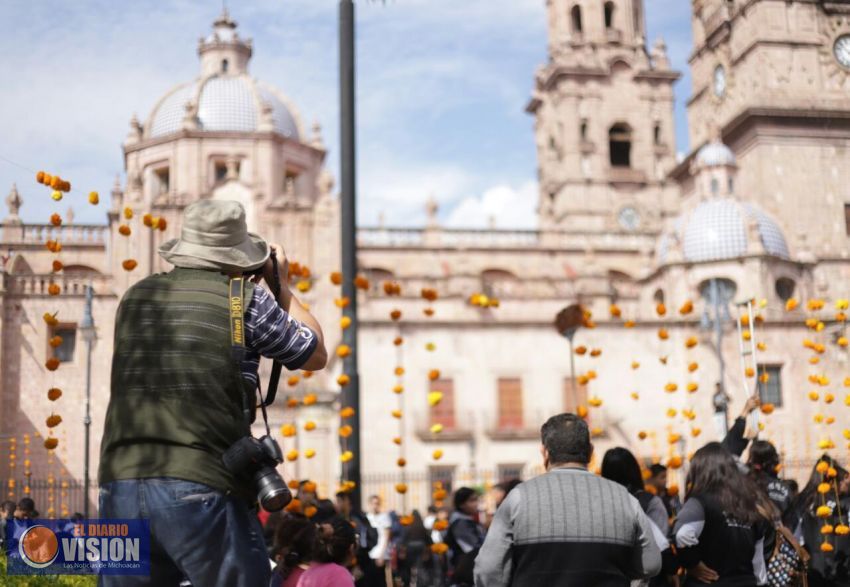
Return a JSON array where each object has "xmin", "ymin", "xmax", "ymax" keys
[{"xmin": 0, "ymin": 0, "xmax": 693, "ymax": 228}]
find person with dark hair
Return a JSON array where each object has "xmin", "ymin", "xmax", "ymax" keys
[
  {"xmin": 492, "ymin": 479, "xmax": 521, "ymax": 510},
  {"xmin": 0, "ymin": 500, "xmax": 15, "ymax": 549},
  {"xmin": 446, "ymin": 487, "xmax": 485, "ymax": 586},
  {"xmin": 602, "ymin": 448, "xmax": 668, "ymax": 533},
  {"xmin": 786, "ymin": 455, "xmax": 850, "ymax": 586},
  {"xmin": 747, "ymin": 440, "xmax": 792, "ymax": 518},
  {"xmin": 475, "ymin": 413, "xmax": 661, "ymax": 586},
  {"xmin": 646, "ymin": 463, "xmax": 679, "ymax": 518},
  {"xmin": 14, "ymin": 497, "xmax": 36, "ymax": 520},
  {"xmin": 397, "ymin": 510, "xmax": 435, "ymax": 587},
  {"xmin": 299, "ymin": 517, "xmax": 356, "ymax": 587},
  {"xmin": 673, "ymin": 442, "xmax": 769, "ymax": 585},
  {"xmin": 602, "ymin": 448, "xmax": 674, "ymax": 587},
  {"xmin": 270, "ymin": 513, "xmax": 316, "ymax": 587},
  {"xmin": 335, "ymin": 491, "xmax": 379, "ymax": 587}
]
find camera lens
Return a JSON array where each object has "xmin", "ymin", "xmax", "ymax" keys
[{"xmin": 255, "ymin": 467, "xmax": 292, "ymax": 512}]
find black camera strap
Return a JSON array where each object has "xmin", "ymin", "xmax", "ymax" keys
[
  {"xmin": 229, "ymin": 277, "xmax": 271, "ymax": 436},
  {"xmin": 264, "ymin": 254, "xmax": 284, "ymax": 408}
]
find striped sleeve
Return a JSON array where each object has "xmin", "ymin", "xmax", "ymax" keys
[{"xmin": 244, "ymin": 285, "xmax": 318, "ymax": 370}]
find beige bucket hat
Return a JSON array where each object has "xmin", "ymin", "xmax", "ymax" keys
[{"xmin": 158, "ymin": 200, "xmax": 270, "ymax": 272}]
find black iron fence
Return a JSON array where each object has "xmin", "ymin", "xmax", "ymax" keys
[{"xmin": 0, "ymin": 478, "xmax": 92, "ymax": 518}]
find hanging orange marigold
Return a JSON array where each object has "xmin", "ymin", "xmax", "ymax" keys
[
  {"xmin": 46, "ymin": 414, "xmax": 62, "ymax": 428},
  {"xmin": 330, "ymin": 272, "xmax": 343, "ymax": 285},
  {"xmin": 122, "ymin": 259, "xmax": 138, "ymax": 271},
  {"xmin": 336, "ymin": 344, "xmax": 352, "ymax": 358},
  {"xmin": 47, "ymin": 388, "xmax": 62, "ymax": 401},
  {"xmin": 52, "ymin": 260, "xmax": 63, "ymax": 273},
  {"xmin": 43, "ymin": 438, "xmax": 58, "ymax": 450},
  {"xmin": 45, "ymin": 358, "xmax": 60, "ymax": 371},
  {"xmin": 421, "ymin": 288, "xmax": 438, "ymax": 302},
  {"xmin": 354, "ymin": 275, "xmax": 370, "ymax": 290}
]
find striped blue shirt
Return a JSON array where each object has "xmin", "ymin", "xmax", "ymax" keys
[{"xmin": 242, "ymin": 285, "xmax": 317, "ymax": 386}]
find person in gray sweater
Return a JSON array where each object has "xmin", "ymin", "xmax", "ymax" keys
[{"xmin": 474, "ymin": 413, "xmax": 662, "ymax": 587}]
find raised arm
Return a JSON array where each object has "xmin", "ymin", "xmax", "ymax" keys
[{"xmin": 261, "ymin": 244, "xmax": 327, "ymax": 371}]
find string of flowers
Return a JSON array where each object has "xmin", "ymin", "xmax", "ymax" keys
[
  {"xmin": 7, "ymin": 436, "xmax": 16, "ymax": 499},
  {"xmin": 381, "ymin": 281, "xmax": 408, "ymax": 512},
  {"xmin": 37, "ymin": 170, "xmax": 70, "ymax": 453},
  {"xmin": 421, "ymin": 287, "xmax": 444, "ymax": 464}
]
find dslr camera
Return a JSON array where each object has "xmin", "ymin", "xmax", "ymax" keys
[{"xmin": 223, "ymin": 435, "xmax": 292, "ymax": 511}]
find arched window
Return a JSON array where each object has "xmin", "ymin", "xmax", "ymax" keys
[
  {"xmin": 653, "ymin": 288, "xmax": 665, "ymax": 305},
  {"xmin": 580, "ymin": 120, "xmax": 588, "ymax": 141},
  {"xmin": 609, "ymin": 123, "xmax": 632, "ymax": 168},
  {"xmin": 653, "ymin": 123, "xmax": 661, "ymax": 145},
  {"xmin": 710, "ymin": 178, "xmax": 719, "ymax": 195},
  {"xmin": 604, "ymin": 1, "xmax": 616, "ymax": 29},
  {"xmin": 571, "ymin": 5, "xmax": 583, "ymax": 34},
  {"xmin": 482, "ymin": 269, "xmax": 519, "ymax": 297},
  {"xmin": 775, "ymin": 277, "xmax": 796, "ymax": 302},
  {"xmin": 221, "ymin": 59, "xmax": 229, "ymax": 73}
]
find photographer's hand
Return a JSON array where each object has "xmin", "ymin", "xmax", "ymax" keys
[
  {"xmin": 264, "ymin": 243, "xmax": 327, "ymax": 371},
  {"xmin": 260, "ymin": 244, "xmax": 292, "ymax": 313}
]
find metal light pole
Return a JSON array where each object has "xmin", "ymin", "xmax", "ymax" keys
[
  {"xmin": 555, "ymin": 305, "xmax": 585, "ymax": 410},
  {"xmin": 79, "ymin": 284, "xmax": 97, "ymax": 520},
  {"xmin": 701, "ymin": 279, "xmax": 731, "ymax": 436},
  {"xmin": 339, "ymin": 0, "xmax": 362, "ymax": 510}
]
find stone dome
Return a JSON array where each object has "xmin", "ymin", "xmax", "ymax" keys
[
  {"xmin": 143, "ymin": 10, "xmax": 302, "ymax": 141},
  {"xmin": 657, "ymin": 198, "xmax": 790, "ymax": 264},
  {"xmin": 695, "ymin": 141, "xmax": 736, "ymax": 167}
]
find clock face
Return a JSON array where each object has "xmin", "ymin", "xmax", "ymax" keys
[
  {"xmin": 618, "ymin": 206, "xmax": 640, "ymax": 231},
  {"xmin": 713, "ymin": 65, "xmax": 726, "ymax": 97},
  {"xmin": 835, "ymin": 35, "xmax": 850, "ymax": 69}
]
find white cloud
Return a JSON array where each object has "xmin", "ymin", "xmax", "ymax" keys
[{"xmin": 445, "ymin": 181, "xmax": 538, "ymax": 229}]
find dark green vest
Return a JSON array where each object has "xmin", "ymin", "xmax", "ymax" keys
[{"xmin": 99, "ymin": 268, "xmax": 256, "ymax": 498}]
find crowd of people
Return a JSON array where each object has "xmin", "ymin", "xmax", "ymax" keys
[{"xmin": 259, "ymin": 397, "xmax": 850, "ymax": 587}]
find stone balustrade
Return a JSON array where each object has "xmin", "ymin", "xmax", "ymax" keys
[
  {"xmin": 0, "ymin": 224, "xmax": 108, "ymax": 247},
  {"xmin": 358, "ymin": 227, "xmax": 656, "ymax": 251},
  {"xmin": 3, "ymin": 273, "xmax": 113, "ymax": 297}
]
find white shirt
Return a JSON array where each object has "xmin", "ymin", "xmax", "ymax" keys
[{"xmin": 366, "ymin": 511, "xmax": 391, "ymax": 560}]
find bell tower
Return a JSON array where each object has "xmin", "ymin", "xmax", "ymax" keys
[
  {"xmin": 528, "ymin": 0, "xmax": 680, "ymax": 238},
  {"xmin": 685, "ymin": 0, "xmax": 850, "ymax": 254}
]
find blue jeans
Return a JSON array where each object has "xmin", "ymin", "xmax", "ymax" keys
[{"xmin": 98, "ymin": 477, "xmax": 270, "ymax": 587}]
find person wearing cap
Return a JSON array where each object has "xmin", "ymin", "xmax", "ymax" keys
[{"xmin": 98, "ymin": 200, "xmax": 327, "ymax": 587}]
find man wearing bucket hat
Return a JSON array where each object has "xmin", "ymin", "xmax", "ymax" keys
[{"xmin": 98, "ymin": 200, "xmax": 327, "ymax": 587}]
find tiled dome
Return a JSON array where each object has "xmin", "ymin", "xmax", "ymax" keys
[
  {"xmin": 695, "ymin": 141, "xmax": 736, "ymax": 167},
  {"xmin": 147, "ymin": 75, "xmax": 300, "ymax": 139},
  {"xmin": 657, "ymin": 199, "xmax": 790, "ymax": 264}
]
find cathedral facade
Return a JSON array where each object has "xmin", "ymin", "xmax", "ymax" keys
[{"xmin": 2, "ymin": 0, "xmax": 850, "ymax": 512}]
